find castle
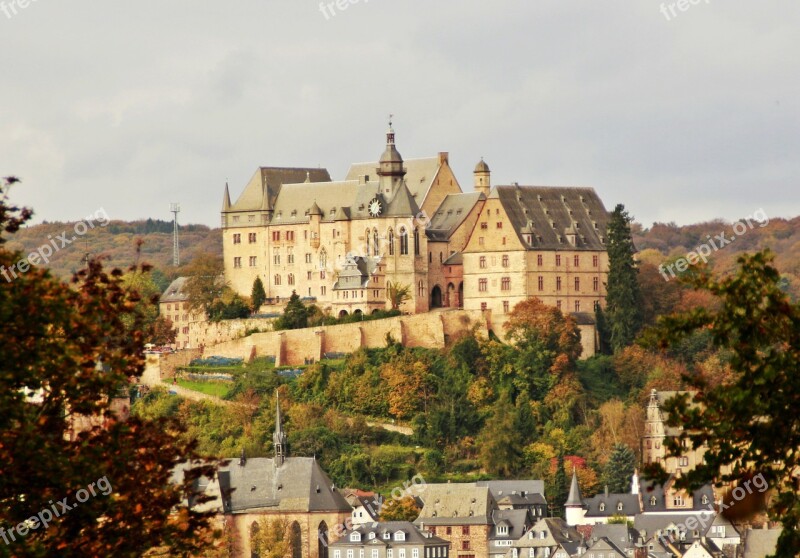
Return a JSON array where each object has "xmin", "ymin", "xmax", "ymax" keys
[{"xmin": 221, "ymin": 123, "xmax": 612, "ymax": 323}]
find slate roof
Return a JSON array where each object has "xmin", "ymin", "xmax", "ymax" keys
[
  {"xmin": 633, "ymin": 511, "xmax": 720, "ymax": 545},
  {"xmin": 512, "ymin": 517, "xmax": 583, "ymax": 549},
  {"xmin": 228, "ymin": 167, "xmax": 332, "ymax": 212},
  {"xmin": 346, "ymin": 156, "xmax": 445, "ymax": 208},
  {"xmin": 160, "ymin": 277, "xmax": 190, "ymax": 303},
  {"xmin": 477, "ymin": 480, "xmax": 546, "ymax": 505},
  {"xmin": 489, "ymin": 509, "xmax": 531, "ymax": 540},
  {"xmin": 743, "ymin": 528, "xmax": 781, "ymax": 558},
  {"xmin": 639, "ymin": 475, "xmax": 715, "ymax": 513},
  {"xmin": 586, "ymin": 537, "xmax": 627, "ymax": 557},
  {"xmin": 490, "ymin": 185, "xmax": 610, "ymax": 251},
  {"xmin": 415, "ymin": 483, "xmax": 494, "ymax": 525},
  {"xmin": 174, "ymin": 457, "xmax": 352, "ymax": 514},
  {"xmin": 588, "ymin": 524, "xmax": 639, "ymax": 550},
  {"xmin": 442, "ymin": 252, "xmax": 463, "ymax": 265},
  {"xmin": 583, "ymin": 490, "xmax": 641, "ymax": 518},
  {"xmin": 331, "ymin": 521, "xmax": 448, "ymax": 548},
  {"xmin": 426, "ymin": 192, "xmax": 484, "ymax": 241},
  {"xmin": 565, "ymin": 469, "xmax": 582, "ymax": 507}
]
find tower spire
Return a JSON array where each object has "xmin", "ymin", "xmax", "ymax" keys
[{"xmin": 273, "ymin": 389, "xmax": 288, "ymax": 466}]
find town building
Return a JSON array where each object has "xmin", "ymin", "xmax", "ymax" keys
[
  {"xmin": 642, "ymin": 390, "xmax": 707, "ymax": 474},
  {"xmin": 159, "ymin": 276, "xmax": 205, "ymax": 350},
  {"xmin": 330, "ymin": 522, "xmax": 450, "ymax": 558},
  {"xmin": 487, "ymin": 509, "xmax": 533, "ymax": 558},
  {"xmin": 508, "ymin": 517, "xmax": 585, "ymax": 558},
  {"xmin": 476, "ymin": 480, "xmax": 547, "ymax": 519},
  {"xmin": 415, "ymin": 483, "xmax": 495, "ymax": 558},
  {"xmin": 220, "ymin": 124, "xmax": 612, "ymax": 344}
]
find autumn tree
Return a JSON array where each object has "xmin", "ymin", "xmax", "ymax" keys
[
  {"xmin": 380, "ymin": 496, "xmax": 421, "ymax": 522},
  {"xmin": 182, "ymin": 251, "xmax": 227, "ymax": 315},
  {"xmin": 251, "ymin": 276, "xmax": 267, "ymax": 313},
  {"xmin": 651, "ymin": 251, "xmax": 800, "ymax": 556},
  {"xmin": 251, "ymin": 518, "xmax": 293, "ymax": 558},
  {"xmin": 0, "ymin": 179, "xmax": 220, "ymax": 557},
  {"xmin": 605, "ymin": 204, "xmax": 644, "ymax": 351}
]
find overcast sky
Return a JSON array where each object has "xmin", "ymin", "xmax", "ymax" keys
[{"xmin": 2, "ymin": 0, "xmax": 798, "ymax": 229}]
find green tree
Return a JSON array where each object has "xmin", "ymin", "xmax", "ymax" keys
[
  {"xmin": 274, "ymin": 291, "xmax": 309, "ymax": 330},
  {"xmin": 251, "ymin": 276, "xmax": 267, "ymax": 313},
  {"xmin": 605, "ymin": 204, "xmax": 643, "ymax": 351},
  {"xmin": 650, "ymin": 251, "xmax": 800, "ymax": 556},
  {"xmin": 386, "ymin": 281, "xmax": 411, "ymax": 311},
  {"xmin": 602, "ymin": 444, "xmax": 636, "ymax": 493},
  {"xmin": 477, "ymin": 390, "xmax": 523, "ymax": 476},
  {"xmin": 548, "ymin": 453, "xmax": 568, "ymax": 518},
  {"xmin": 0, "ymin": 178, "xmax": 220, "ymax": 557},
  {"xmin": 594, "ymin": 305, "xmax": 612, "ymax": 355}
]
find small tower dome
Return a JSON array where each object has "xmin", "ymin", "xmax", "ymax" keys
[{"xmin": 473, "ymin": 157, "xmax": 491, "ymax": 196}]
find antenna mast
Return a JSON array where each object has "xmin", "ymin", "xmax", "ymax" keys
[{"xmin": 170, "ymin": 202, "xmax": 181, "ymax": 266}]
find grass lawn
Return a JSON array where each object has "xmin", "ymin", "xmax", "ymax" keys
[{"xmin": 177, "ymin": 379, "xmax": 231, "ymax": 398}]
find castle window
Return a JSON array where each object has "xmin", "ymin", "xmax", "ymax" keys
[
  {"xmin": 320, "ymin": 249, "xmax": 327, "ymax": 270},
  {"xmin": 288, "ymin": 274, "xmax": 295, "ymax": 286},
  {"xmin": 287, "ymin": 231, "xmax": 295, "ymax": 241},
  {"xmin": 306, "ymin": 253, "xmax": 312, "ymax": 264},
  {"xmin": 503, "ymin": 301, "xmax": 509, "ymax": 313},
  {"xmin": 502, "ymin": 255, "xmax": 509, "ymax": 267},
  {"xmin": 556, "ymin": 254, "xmax": 562, "ymax": 266},
  {"xmin": 496, "ymin": 222, "xmax": 503, "ymax": 229},
  {"xmin": 272, "ymin": 231, "xmax": 280, "ymax": 242},
  {"xmin": 501, "ymin": 277, "xmax": 510, "ymax": 291},
  {"xmin": 374, "ymin": 229, "xmax": 379, "ymax": 256},
  {"xmin": 478, "ymin": 279, "xmax": 488, "ymax": 292},
  {"xmin": 481, "ymin": 302, "xmax": 487, "ymax": 311},
  {"xmin": 249, "ymin": 256, "xmax": 257, "ymax": 267},
  {"xmin": 399, "ymin": 228, "xmax": 409, "ymax": 255},
  {"xmin": 321, "ymin": 286, "xmax": 326, "ymax": 295},
  {"xmin": 537, "ymin": 254, "xmax": 543, "ymax": 266},
  {"xmin": 538, "ymin": 276, "xmax": 544, "ymax": 291},
  {"xmin": 233, "ymin": 216, "xmax": 240, "ymax": 223},
  {"xmin": 287, "ymin": 248, "xmax": 294, "ymax": 264},
  {"xmin": 248, "ymin": 233, "xmax": 257, "ymax": 243},
  {"xmin": 478, "ymin": 237, "xmax": 484, "ymax": 245},
  {"xmin": 574, "ymin": 255, "xmax": 580, "ymax": 267},
  {"xmin": 556, "ymin": 300, "xmax": 562, "ymax": 310},
  {"xmin": 366, "ymin": 228, "xmax": 372, "ymax": 255},
  {"xmin": 593, "ymin": 255, "xmax": 599, "ymax": 267},
  {"xmin": 414, "ymin": 228, "xmax": 420, "ymax": 256},
  {"xmin": 388, "ymin": 229, "xmax": 395, "ymax": 255},
  {"xmin": 479, "ymin": 256, "xmax": 486, "ymax": 269},
  {"xmin": 233, "ymin": 257, "xmax": 242, "ymax": 269},
  {"xmin": 233, "ymin": 234, "xmax": 241, "ymax": 244},
  {"xmin": 556, "ymin": 277, "xmax": 562, "ymax": 291},
  {"xmin": 480, "ymin": 222, "xmax": 488, "ymax": 230},
  {"xmin": 575, "ymin": 301, "xmax": 581, "ymax": 312},
  {"xmin": 574, "ymin": 277, "xmax": 580, "ymax": 291},
  {"xmin": 593, "ymin": 277, "xmax": 599, "ymax": 291}
]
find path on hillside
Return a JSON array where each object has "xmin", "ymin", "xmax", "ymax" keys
[{"xmin": 366, "ymin": 421, "xmax": 413, "ymax": 436}]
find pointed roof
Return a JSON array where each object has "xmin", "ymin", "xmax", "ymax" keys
[
  {"xmin": 273, "ymin": 390, "xmax": 287, "ymax": 446},
  {"xmin": 222, "ymin": 182, "xmax": 232, "ymax": 211},
  {"xmin": 565, "ymin": 468, "xmax": 583, "ymax": 507},
  {"xmin": 385, "ymin": 182, "xmax": 421, "ymax": 217},
  {"xmin": 308, "ymin": 200, "xmax": 323, "ymax": 216}
]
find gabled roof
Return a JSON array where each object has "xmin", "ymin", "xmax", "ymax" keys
[
  {"xmin": 415, "ymin": 483, "xmax": 494, "ymax": 525},
  {"xmin": 426, "ymin": 192, "xmax": 484, "ymax": 241},
  {"xmin": 346, "ymin": 156, "xmax": 445, "ymax": 208},
  {"xmin": 586, "ymin": 537, "xmax": 627, "ymax": 557},
  {"xmin": 639, "ymin": 474, "xmax": 715, "ymax": 513},
  {"xmin": 228, "ymin": 167, "xmax": 332, "ymax": 212},
  {"xmin": 491, "ymin": 185, "xmax": 610, "ymax": 251},
  {"xmin": 589, "ymin": 524, "xmax": 639, "ymax": 550},
  {"xmin": 330, "ymin": 521, "xmax": 448, "ymax": 547},
  {"xmin": 490, "ymin": 509, "xmax": 531, "ymax": 540},
  {"xmin": 583, "ymin": 490, "xmax": 641, "ymax": 517},
  {"xmin": 384, "ymin": 182, "xmax": 421, "ymax": 217},
  {"xmin": 160, "ymin": 277, "xmax": 191, "ymax": 303},
  {"xmin": 477, "ymin": 480, "xmax": 546, "ymax": 504},
  {"xmin": 173, "ymin": 457, "xmax": 352, "ymax": 514},
  {"xmin": 513, "ymin": 517, "xmax": 582, "ymax": 549}
]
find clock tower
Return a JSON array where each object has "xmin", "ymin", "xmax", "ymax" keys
[{"xmin": 377, "ymin": 117, "xmax": 407, "ymax": 199}]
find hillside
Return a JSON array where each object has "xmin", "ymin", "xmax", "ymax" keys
[{"xmin": 4, "ymin": 219, "xmax": 222, "ymax": 282}]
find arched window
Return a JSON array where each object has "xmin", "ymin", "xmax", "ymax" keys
[
  {"xmin": 274, "ymin": 275, "xmax": 281, "ymax": 286},
  {"xmin": 288, "ymin": 274, "xmax": 295, "ymax": 286},
  {"xmin": 373, "ymin": 229, "xmax": 380, "ymax": 256},
  {"xmin": 365, "ymin": 228, "xmax": 371, "ymax": 256},
  {"xmin": 388, "ymin": 229, "xmax": 395, "ymax": 255},
  {"xmin": 399, "ymin": 227, "xmax": 409, "ymax": 255},
  {"xmin": 250, "ymin": 522, "xmax": 261, "ymax": 558},
  {"xmin": 320, "ymin": 248, "xmax": 327, "ymax": 270},
  {"xmin": 413, "ymin": 227, "xmax": 420, "ymax": 256},
  {"xmin": 599, "ymin": 503, "xmax": 605, "ymax": 512}
]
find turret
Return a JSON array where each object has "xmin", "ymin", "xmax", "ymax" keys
[
  {"xmin": 565, "ymin": 467, "xmax": 585, "ymax": 526},
  {"xmin": 377, "ymin": 117, "xmax": 407, "ymax": 198},
  {"xmin": 309, "ymin": 200, "xmax": 322, "ymax": 249},
  {"xmin": 273, "ymin": 390, "xmax": 288, "ymax": 466},
  {"xmin": 221, "ymin": 182, "xmax": 232, "ymax": 227},
  {"xmin": 474, "ymin": 158, "xmax": 491, "ymax": 196}
]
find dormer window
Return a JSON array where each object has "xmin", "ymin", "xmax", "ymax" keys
[
  {"xmin": 394, "ymin": 531, "xmax": 406, "ymax": 542},
  {"xmin": 650, "ymin": 496, "xmax": 657, "ymax": 506},
  {"xmin": 350, "ymin": 532, "xmax": 361, "ymax": 542},
  {"xmin": 617, "ymin": 502, "xmax": 623, "ymax": 511},
  {"xmin": 368, "ymin": 533, "xmax": 375, "ymax": 540},
  {"xmin": 701, "ymin": 495, "xmax": 709, "ymax": 505},
  {"xmin": 383, "ymin": 532, "xmax": 390, "ymax": 540},
  {"xmin": 498, "ymin": 525, "xmax": 509, "ymax": 536},
  {"xmin": 599, "ymin": 503, "xmax": 605, "ymax": 512}
]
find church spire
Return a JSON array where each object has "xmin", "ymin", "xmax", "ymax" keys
[
  {"xmin": 222, "ymin": 182, "xmax": 232, "ymax": 211},
  {"xmin": 273, "ymin": 389, "xmax": 288, "ymax": 466},
  {"xmin": 565, "ymin": 467, "xmax": 583, "ymax": 507}
]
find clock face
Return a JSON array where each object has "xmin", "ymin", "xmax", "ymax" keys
[{"xmin": 368, "ymin": 198, "xmax": 382, "ymax": 217}]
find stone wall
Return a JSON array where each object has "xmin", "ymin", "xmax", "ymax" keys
[
  {"xmin": 201, "ymin": 309, "xmax": 489, "ymax": 366},
  {"xmin": 159, "ymin": 348, "xmax": 203, "ymax": 379},
  {"xmin": 188, "ymin": 317, "xmax": 276, "ymax": 350}
]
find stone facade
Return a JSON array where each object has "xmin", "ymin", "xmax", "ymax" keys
[
  {"xmin": 159, "ymin": 277, "xmax": 206, "ymax": 350},
  {"xmin": 641, "ymin": 390, "xmax": 706, "ymax": 474}
]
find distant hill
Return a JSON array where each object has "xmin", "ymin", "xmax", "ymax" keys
[
  {"xmin": 4, "ymin": 218, "xmax": 221, "ymax": 282},
  {"xmin": 633, "ymin": 215, "xmax": 800, "ymax": 298}
]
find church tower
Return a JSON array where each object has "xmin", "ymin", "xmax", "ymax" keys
[
  {"xmin": 273, "ymin": 390, "xmax": 288, "ymax": 466},
  {"xmin": 564, "ymin": 467, "xmax": 585, "ymax": 526},
  {"xmin": 642, "ymin": 389, "xmax": 666, "ymax": 466},
  {"xmin": 377, "ymin": 118, "xmax": 407, "ymax": 199}
]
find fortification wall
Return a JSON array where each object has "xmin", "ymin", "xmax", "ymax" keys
[{"xmin": 187, "ymin": 318, "xmax": 275, "ymax": 349}]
